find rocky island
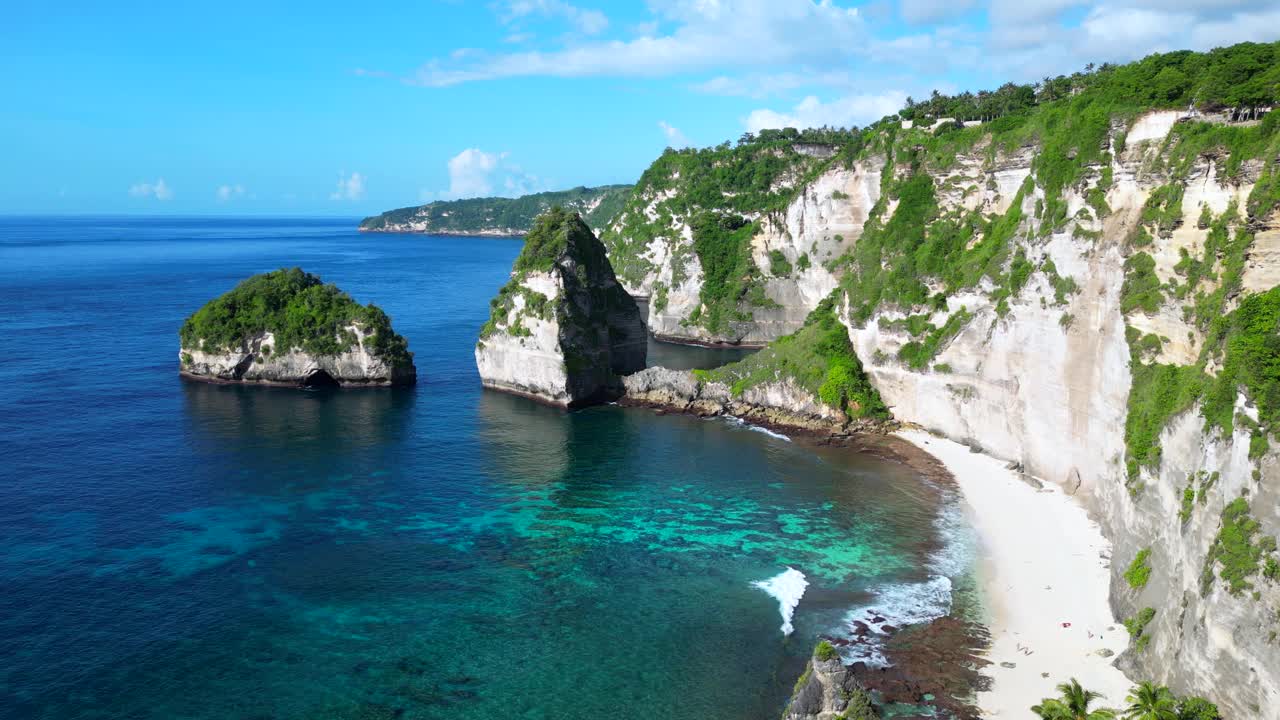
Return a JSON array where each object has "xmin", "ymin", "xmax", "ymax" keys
[
  {"xmin": 179, "ymin": 268, "xmax": 416, "ymax": 387},
  {"xmin": 475, "ymin": 207, "xmax": 646, "ymax": 406}
]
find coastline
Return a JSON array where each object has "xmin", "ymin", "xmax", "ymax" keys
[
  {"xmin": 357, "ymin": 227, "xmax": 525, "ymax": 238},
  {"xmin": 897, "ymin": 429, "xmax": 1133, "ymax": 717}
]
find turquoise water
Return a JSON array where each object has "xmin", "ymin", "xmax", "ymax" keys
[{"xmin": 0, "ymin": 218, "xmax": 960, "ymax": 719}]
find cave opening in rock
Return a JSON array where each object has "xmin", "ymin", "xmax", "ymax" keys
[{"xmin": 301, "ymin": 369, "xmax": 339, "ymax": 388}]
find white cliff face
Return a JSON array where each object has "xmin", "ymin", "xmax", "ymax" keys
[
  {"xmin": 474, "ymin": 272, "xmax": 579, "ymax": 405},
  {"xmin": 744, "ymin": 160, "xmax": 886, "ymax": 344},
  {"xmin": 1104, "ymin": 402, "xmax": 1280, "ymax": 717},
  {"xmin": 829, "ymin": 112, "xmax": 1280, "ymax": 717},
  {"xmin": 624, "ymin": 158, "xmax": 888, "ymax": 346},
  {"xmin": 181, "ymin": 325, "xmax": 414, "ymax": 387}
]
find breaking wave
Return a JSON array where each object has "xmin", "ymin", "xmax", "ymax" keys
[
  {"xmin": 722, "ymin": 415, "xmax": 791, "ymax": 442},
  {"xmin": 753, "ymin": 567, "xmax": 809, "ymax": 635}
]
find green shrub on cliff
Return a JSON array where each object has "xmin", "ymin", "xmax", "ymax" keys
[
  {"xmin": 179, "ymin": 268, "xmax": 411, "ymax": 365},
  {"xmin": 814, "ymin": 640, "xmax": 839, "ymax": 662},
  {"xmin": 689, "ymin": 212, "xmax": 770, "ymax": 333},
  {"xmin": 700, "ymin": 296, "xmax": 889, "ymax": 420},
  {"xmin": 1203, "ymin": 498, "xmax": 1275, "ymax": 597},
  {"xmin": 1124, "ymin": 548, "xmax": 1153, "ymax": 590},
  {"xmin": 1124, "ymin": 607, "xmax": 1157, "ymax": 652}
]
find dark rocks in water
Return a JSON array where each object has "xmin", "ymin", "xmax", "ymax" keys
[
  {"xmin": 475, "ymin": 207, "xmax": 645, "ymax": 407},
  {"xmin": 850, "ymin": 614, "xmax": 991, "ymax": 720}
]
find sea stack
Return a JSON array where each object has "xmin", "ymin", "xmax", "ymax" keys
[
  {"xmin": 179, "ymin": 268, "xmax": 416, "ymax": 387},
  {"xmin": 475, "ymin": 206, "xmax": 646, "ymax": 406}
]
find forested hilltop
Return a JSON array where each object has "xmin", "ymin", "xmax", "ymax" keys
[{"xmin": 360, "ymin": 184, "xmax": 631, "ymax": 236}]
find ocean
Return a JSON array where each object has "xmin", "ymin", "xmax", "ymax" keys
[{"xmin": 0, "ymin": 217, "xmax": 970, "ymax": 719}]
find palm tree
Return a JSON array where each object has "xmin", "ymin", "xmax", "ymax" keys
[
  {"xmin": 1032, "ymin": 678, "xmax": 1116, "ymax": 719},
  {"xmin": 1124, "ymin": 682, "xmax": 1178, "ymax": 720}
]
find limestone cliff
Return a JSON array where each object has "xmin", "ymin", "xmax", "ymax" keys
[
  {"xmin": 599, "ymin": 129, "xmax": 865, "ymax": 346},
  {"xmin": 475, "ymin": 207, "xmax": 646, "ymax": 406},
  {"xmin": 179, "ymin": 268, "xmax": 416, "ymax": 387},
  {"xmin": 608, "ymin": 46, "xmax": 1280, "ymax": 714}
]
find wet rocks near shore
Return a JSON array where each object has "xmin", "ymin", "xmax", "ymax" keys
[{"xmin": 621, "ymin": 366, "xmax": 894, "ymax": 437}]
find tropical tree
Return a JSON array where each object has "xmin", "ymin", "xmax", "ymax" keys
[
  {"xmin": 1124, "ymin": 681, "xmax": 1179, "ymax": 720},
  {"xmin": 1033, "ymin": 678, "xmax": 1117, "ymax": 719}
]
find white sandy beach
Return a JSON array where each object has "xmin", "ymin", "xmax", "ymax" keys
[{"xmin": 898, "ymin": 430, "xmax": 1133, "ymax": 718}]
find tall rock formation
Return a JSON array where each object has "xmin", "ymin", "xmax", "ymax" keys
[
  {"xmin": 475, "ymin": 207, "xmax": 646, "ymax": 406},
  {"xmin": 179, "ymin": 268, "xmax": 416, "ymax": 387},
  {"xmin": 605, "ymin": 42, "xmax": 1280, "ymax": 717}
]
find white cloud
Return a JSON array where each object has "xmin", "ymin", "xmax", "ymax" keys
[
  {"xmin": 408, "ymin": 0, "xmax": 864, "ymax": 87},
  {"xmin": 499, "ymin": 0, "xmax": 608, "ymax": 35},
  {"xmin": 441, "ymin": 149, "xmax": 545, "ymax": 200},
  {"xmin": 692, "ymin": 71, "xmax": 857, "ymax": 99},
  {"xmin": 216, "ymin": 184, "xmax": 246, "ymax": 202},
  {"xmin": 330, "ymin": 172, "xmax": 366, "ymax": 201},
  {"xmin": 445, "ymin": 149, "xmax": 502, "ymax": 198},
  {"xmin": 745, "ymin": 91, "xmax": 908, "ymax": 132},
  {"xmin": 129, "ymin": 178, "xmax": 173, "ymax": 201},
  {"xmin": 899, "ymin": 0, "xmax": 976, "ymax": 23},
  {"xmin": 658, "ymin": 121, "xmax": 690, "ymax": 148}
]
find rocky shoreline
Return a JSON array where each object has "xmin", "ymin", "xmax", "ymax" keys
[{"xmin": 620, "ymin": 366, "xmax": 895, "ymax": 437}]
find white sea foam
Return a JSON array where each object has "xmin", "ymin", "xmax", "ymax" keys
[
  {"xmin": 836, "ymin": 488, "xmax": 977, "ymax": 665},
  {"xmin": 840, "ymin": 575, "xmax": 955, "ymax": 665},
  {"xmin": 722, "ymin": 415, "xmax": 791, "ymax": 442},
  {"xmin": 753, "ymin": 567, "xmax": 809, "ymax": 635}
]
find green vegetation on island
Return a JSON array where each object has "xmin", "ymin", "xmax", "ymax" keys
[
  {"xmin": 480, "ymin": 206, "xmax": 633, "ymax": 343},
  {"xmin": 180, "ymin": 268, "xmax": 412, "ymax": 366},
  {"xmin": 696, "ymin": 297, "xmax": 889, "ymax": 420},
  {"xmin": 360, "ymin": 184, "xmax": 632, "ymax": 235}
]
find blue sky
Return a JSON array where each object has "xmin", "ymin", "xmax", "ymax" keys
[{"xmin": 3, "ymin": 0, "xmax": 1277, "ymax": 216}]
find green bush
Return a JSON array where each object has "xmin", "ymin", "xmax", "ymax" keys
[
  {"xmin": 1124, "ymin": 607, "xmax": 1156, "ymax": 651},
  {"xmin": 1125, "ymin": 548, "xmax": 1153, "ymax": 589},
  {"xmin": 814, "ymin": 640, "xmax": 839, "ymax": 662},
  {"xmin": 702, "ymin": 296, "xmax": 889, "ymax": 420},
  {"xmin": 769, "ymin": 249, "xmax": 794, "ymax": 277},
  {"xmin": 1204, "ymin": 498, "xmax": 1272, "ymax": 596},
  {"xmin": 1179, "ymin": 485, "xmax": 1195, "ymax": 523}
]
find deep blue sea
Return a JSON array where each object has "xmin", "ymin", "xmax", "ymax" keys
[{"xmin": 0, "ymin": 217, "xmax": 967, "ymax": 720}]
